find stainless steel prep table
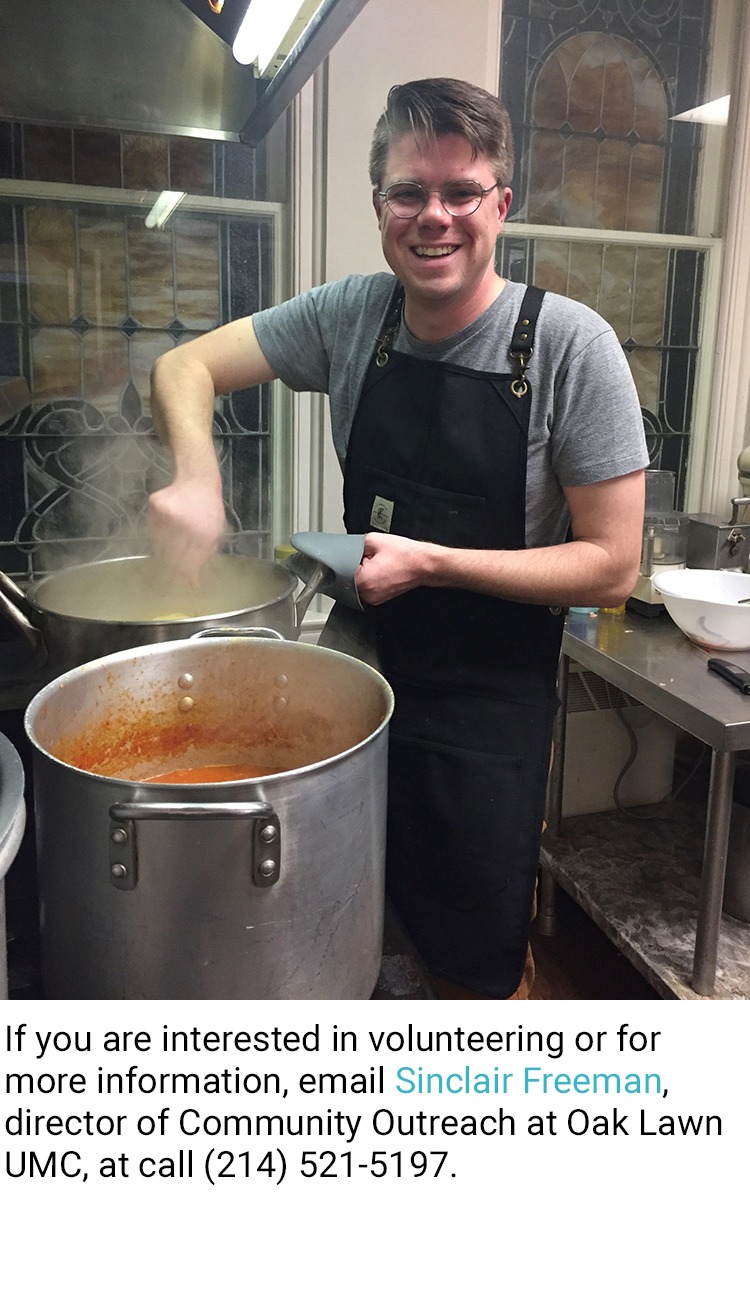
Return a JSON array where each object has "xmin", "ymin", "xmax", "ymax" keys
[{"xmin": 547, "ymin": 610, "xmax": 750, "ymax": 997}]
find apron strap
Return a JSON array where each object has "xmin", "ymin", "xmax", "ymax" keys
[
  {"xmin": 509, "ymin": 285, "xmax": 546, "ymax": 397},
  {"xmin": 374, "ymin": 280, "xmax": 546, "ymax": 385},
  {"xmin": 374, "ymin": 283, "xmax": 405, "ymax": 368}
]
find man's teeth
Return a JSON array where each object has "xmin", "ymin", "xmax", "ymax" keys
[{"xmin": 415, "ymin": 246, "xmax": 457, "ymax": 258}]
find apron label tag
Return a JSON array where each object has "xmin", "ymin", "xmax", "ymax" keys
[{"xmin": 370, "ymin": 496, "xmax": 394, "ymax": 532}]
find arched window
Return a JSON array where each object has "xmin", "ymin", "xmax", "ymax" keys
[
  {"xmin": 500, "ymin": 2, "xmax": 719, "ymax": 510},
  {"xmin": 527, "ymin": 32, "xmax": 668, "ymax": 230}
]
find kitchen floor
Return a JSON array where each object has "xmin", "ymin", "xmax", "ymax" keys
[
  {"xmin": 527, "ymin": 890, "xmax": 659, "ymax": 1000},
  {"xmin": 373, "ymin": 890, "xmax": 658, "ymax": 1001}
]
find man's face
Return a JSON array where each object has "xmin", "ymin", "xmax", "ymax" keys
[{"xmin": 373, "ymin": 131, "xmax": 511, "ymax": 323}]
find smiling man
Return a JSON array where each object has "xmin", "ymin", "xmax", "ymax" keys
[
  {"xmin": 148, "ymin": 78, "xmax": 648, "ymax": 1000},
  {"xmin": 374, "ymin": 133, "xmax": 511, "ymax": 333}
]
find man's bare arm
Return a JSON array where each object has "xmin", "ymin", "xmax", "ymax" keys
[
  {"xmin": 147, "ymin": 318, "xmax": 277, "ymax": 581},
  {"xmin": 355, "ymin": 470, "xmax": 645, "ymax": 609}
]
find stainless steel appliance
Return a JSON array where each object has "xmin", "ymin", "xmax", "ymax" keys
[{"xmin": 685, "ymin": 497, "xmax": 750, "ymax": 571}]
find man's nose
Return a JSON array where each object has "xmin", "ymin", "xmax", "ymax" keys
[{"xmin": 419, "ymin": 191, "xmax": 451, "ymax": 220}]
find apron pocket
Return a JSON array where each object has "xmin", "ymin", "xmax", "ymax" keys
[
  {"xmin": 361, "ymin": 466, "xmax": 492, "ymax": 549},
  {"xmin": 387, "ymin": 732, "xmax": 527, "ymax": 911}
]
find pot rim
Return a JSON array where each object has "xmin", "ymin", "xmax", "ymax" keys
[
  {"xmin": 0, "ymin": 729, "xmax": 25, "ymax": 851},
  {"xmin": 26, "ymin": 553, "xmax": 298, "ymax": 626},
  {"xmin": 24, "ymin": 635, "xmax": 395, "ymax": 785}
]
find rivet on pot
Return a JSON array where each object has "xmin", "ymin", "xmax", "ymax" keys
[
  {"xmin": 273, "ymin": 696, "xmax": 287, "ymax": 712},
  {"xmin": 178, "ymin": 696, "xmax": 195, "ymax": 712},
  {"xmin": 111, "ymin": 828, "xmax": 128, "ymax": 845},
  {"xmin": 275, "ymin": 674, "xmax": 289, "ymax": 688},
  {"xmin": 111, "ymin": 863, "xmax": 128, "ymax": 880},
  {"xmin": 260, "ymin": 825, "xmax": 277, "ymax": 843},
  {"xmin": 178, "ymin": 673, "xmax": 194, "ymax": 689},
  {"xmin": 258, "ymin": 858, "xmax": 277, "ymax": 879}
]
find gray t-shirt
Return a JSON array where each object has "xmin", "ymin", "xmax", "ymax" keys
[{"xmin": 253, "ymin": 273, "xmax": 649, "ymax": 547}]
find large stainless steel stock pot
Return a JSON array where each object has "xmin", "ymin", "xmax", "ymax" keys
[
  {"xmin": 25, "ymin": 633, "xmax": 394, "ymax": 999},
  {"xmin": 0, "ymin": 552, "xmax": 324, "ymax": 673}
]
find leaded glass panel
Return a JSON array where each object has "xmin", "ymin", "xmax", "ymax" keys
[
  {"xmin": 501, "ymin": 0, "xmax": 717, "ymax": 509},
  {"xmin": 0, "ymin": 195, "xmax": 277, "ymax": 578}
]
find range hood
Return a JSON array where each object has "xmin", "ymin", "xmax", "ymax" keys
[{"xmin": 0, "ymin": 0, "xmax": 369, "ymax": 144}]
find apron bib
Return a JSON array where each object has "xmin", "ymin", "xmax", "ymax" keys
[{"xmin": 340, "ymin": 285, "xmax": 563, "ymax": 996}]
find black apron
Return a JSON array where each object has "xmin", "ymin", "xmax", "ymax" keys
[{"xmin": 336, "ymin": 285, "xmax": 564, "ymax": 997}]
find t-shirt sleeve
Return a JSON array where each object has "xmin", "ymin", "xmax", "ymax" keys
[
  {"xmin": 548, "ymin": 322, "xmax": 650, "ymax": 487},
  {"xmin": 252, "ymin": 274, "xmax": 395, "ymax": 398},
  {"xmin": 252, "ymin": 284, "xmax": 335, "ymax": 394}
]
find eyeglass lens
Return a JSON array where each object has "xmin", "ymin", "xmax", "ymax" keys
[{"xmin": 383, "ymin": 182, "xmax": 490, "ymax": 217}]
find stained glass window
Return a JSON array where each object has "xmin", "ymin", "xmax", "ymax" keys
[{"xmin": 500, "ymin": 0, "xmax": 718, "ymax": 507}]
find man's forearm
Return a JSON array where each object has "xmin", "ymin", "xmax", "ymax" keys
[
  {"xmin": 150, "ymin": 316, "xmax": 277, "ymax": 473},
  {"xmin": 356, "ymin": 472, "xmax": 645, "ymax": 610},
  {"xmin": 356, "ymin": 532, "xmax": 641, "ymax": 609},
  {"xmin": 146, "ymin": 319, "xmax": 278, "ymax": 581},
  {"xmin": 150, "ymin": 350, "xmax": 222, "ymax": 485},
  {"xmin": 421, "ymin": 538, "xmax": 640, "ymax": 607},
  {"xmin": 146, "ymin": 349, "xmax": 227, "ymax": 580}
]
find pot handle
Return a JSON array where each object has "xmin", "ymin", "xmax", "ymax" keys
[
  {"xmin": 0, "ymin": 569, "xmax": 29, "ymax": 608},
  {"xmin": 190, "ymin": 626, "xmax": 285, "ymax": 641},
  {"xmin": 0, "ymin": 581, "xmax": 48, "ymax": 665},
  {"xmin": 292, "ymin": 560, "xmax": 329, "ymax": 629},
  {"xmin": 109, "ymin": 800, "xmax": 281, "ymax": 890}
]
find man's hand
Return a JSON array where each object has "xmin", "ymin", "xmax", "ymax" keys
[
  {"xmin": 355, "ymin": 532, "xmax": 433, "ymax": 605},
  {"xmin": 146, "ymin": 478, "xmax": 226, "ymax": 586}
]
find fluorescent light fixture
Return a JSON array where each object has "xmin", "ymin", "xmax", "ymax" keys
[
  {"xmin": 232, "ymin": 0, "xmax": 317, "ymax": 75},
  {"xmin": 144, "ymin": 191, "xmax": 186, "ymax": 229},
  {"xmin": 671, "ymin": 94, "xmax": 730, "ymax": 125}
]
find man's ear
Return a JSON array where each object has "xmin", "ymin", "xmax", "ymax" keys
[
  {"xmin": 372, "ymin": 187, "xmax": 383, "ymax": 220},
  {"xmin": 498, "ymin": 186, "xmax": 513, "ymax": 228}
]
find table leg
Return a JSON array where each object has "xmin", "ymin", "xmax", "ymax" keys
[
  {"xmin": 546, "ymin": 653, "xmax": 570, "ymax": 837},
  {"xmin": 537, "ymin": 866, "xmax": 559, "ymax": 937},
  {"xmin": 538, "ymin": 654, "xmax": 570, "ymax": 938},
  {"xmin": 692, "ymin": 748, "xmax": 736, "ymax": 996}
]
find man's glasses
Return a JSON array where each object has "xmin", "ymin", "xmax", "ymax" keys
[{"xmin": 378, "ymin": 180, "xmax": 500, "ymax": 219}]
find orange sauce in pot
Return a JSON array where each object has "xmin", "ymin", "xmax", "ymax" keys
[{"xmin": 145, "ymin": 763, "xmax": 283, "ymax": 784}]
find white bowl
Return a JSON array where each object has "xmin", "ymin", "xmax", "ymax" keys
[{"xmin": 652, "ymin": 568, "xmax": 750, "ymax": 650}]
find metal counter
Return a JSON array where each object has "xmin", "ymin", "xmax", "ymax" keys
[{"xmin": 549, "ymin": 610, "xmax": 750, "ymax": 996}]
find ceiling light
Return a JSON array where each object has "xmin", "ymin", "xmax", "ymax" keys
[
  {"xmin": 144, "ymin": 191, "xmax": 186, "ymax": 230},
  {"xmin": 232, "ymin": 0, "xmax": 319, "ymax": 75},
  {"xmin": 671, "ymin": 95, "xmax": 730, "ymax": 125}
]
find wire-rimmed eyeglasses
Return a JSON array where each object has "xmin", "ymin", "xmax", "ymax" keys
[{"xmin": 378, "ymin": 180, "xmax": 500, "ymax": 219}]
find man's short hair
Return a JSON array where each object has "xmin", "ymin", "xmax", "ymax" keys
[{"xmin": 369, "ymin": 78, "xmax": 515, "ymax": 189}]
